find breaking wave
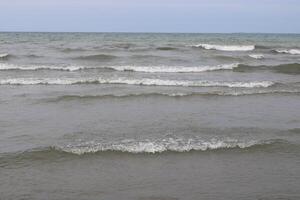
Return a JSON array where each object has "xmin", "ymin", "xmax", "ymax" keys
[
  {"xmin": 0, "ymin": 63, "xmax": 86, "ymax": 71},
  {"xmin": 0, "ymin": 53, "xmax": 11, "ymax": 60},
  {"xmin": 55, "ymin": 138, "xmax": 283, "ymax": 154},
  {"xmin": 191, "ymin": 44, "xmax": 255, "ymax": 51},
  {"xmin": 106, "ymin": 63, "xmax": 239, "ymax": 73},
  {"xmin": 274, "ymin": 49, "xmax": 300, "ymax": 55},
  {"xmin": 249, "ymin": 54, "xmax": 264, "ymax": 59},
  {"xmin": 47, "ymin": 90, "xmax": 300, "ymax": 102},
  {"xmin": 0, "ymin": 77, "xmax": 274, "ymax": 88}
]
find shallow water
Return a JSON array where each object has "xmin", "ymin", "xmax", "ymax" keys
[{"xmin": 0, "ymin": 33, "xmax": 300, "ymax": 200}]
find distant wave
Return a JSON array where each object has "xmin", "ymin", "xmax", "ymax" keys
[
  {"xmin": 55, "ymin": 138, "xmax": 284, "ymax": 154},
  {"xmin": 0, "ymin": 63, "xmax": 86, "ymax": 71},
  {"xmin": 0, "ymin": 63, "xmax": 239, "ymax": 73},
  {"xmin": 60, "ymin": 47, "xmax": 87, "ymax": 53},
  {"xmin": 95, "ymin": 78, "xmax": 274, "ymax": 88},
  {"xmin": 234, "ymin": 63, "xmax": 300, "ymax": 74},
  {"xmin": 274, "ymin": 49, "xmax": 300, "ymax": 55},
  {"xmin": 106, "ymin": 63, "xmax": 239, "ymax": 73},
  {"xmin": 0, "ymin": 77, "xmax": 274, "ymax": 88},
  {"xmin": 249, "ymin": 54, "xmax": 264, "ymax": 59},
  {"xmin": 47, "ymin": 90, "xmax": 300, "ymax": 102},
  {"xmin": 0, "ymin": 53, "xmax": 11, "ymax": 60},
  {"xmin": 156, "ymin": 47, "xmax": 178, "ymax": 51},
  {"xmin": 74, "ymin": 54, "xmax": 117, "ymax": 61},
  {"xmin": 191, "ymin": 44, "xmax": 255, "ymax": 51}
]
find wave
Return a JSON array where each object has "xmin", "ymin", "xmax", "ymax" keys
[
  {"xmin": 273, "ymin": 63, "xmax": 300, "ymax": 74},
  {"xmin": 60, "ymin": 47, "xmax": 87, "ymax": 53},
  {"xmin": 191, "ymin": 44, "xmax": 255, "ymax": 51},
  {"xmin": 274, "ymin": 49, "xmax": 300, "ymax": 55},
  {"xmin": 249, "ymin": 54, "xmax": 264, "ymax": 59},
  {"xmin": 0, "ymin": 77, "xmax": 274, "ymax": 88},
  {"xmin": 106, "ymin": 63, "xmax": 239, "ymax": 73},
  {"xmin": 0, "ymin": 63, "xmax": 86, "ymax": 71},
  {"xmin": 96, "ymin": 78, "xmax": 274, "ymax": 88},
  {"xmin": 55, "ymin": 138, "xmax": 285, "ymax": 155},
  {"xmin": 47, "ymin": 90, "xmax": 300, "ymax": 102},
  {"xmin": 74, "ymin": 54, "xmax": 117, "ymax": 61},
  {"xmin": 0, "ymin": 53, "xmax": 11, "ymax": 60},
  {"xmin": 234, "ymin": 63, "xmax": 300, "ymax": 74},
  {"xmin": 156, "ymin": 47, "xmax": 178, "ymax": 51},
  {"xmin": 0, "ymin": 63, "xmax": 239, "ymax": 73}
]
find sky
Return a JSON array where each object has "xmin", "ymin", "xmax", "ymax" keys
[{"xmin": 0, "ymin": 0, "xmax": 299, "ymax": 33}]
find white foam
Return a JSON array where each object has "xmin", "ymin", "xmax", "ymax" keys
[
  {"xmin": 0, "ymin": 53, "xmax": 9, "ymax": 58},
  {"xmin": 97, "ymin": 77, "xmax": 274, "ymax": 88},
  {"xmin": 275, "ymin": 49, "xmax": 300, "ymax": 55},
  {"xmin": 0, "ymin": 77, "xmax": 274, "ymax": 88},
  {"xmin": 249, "ymin": 54, "xmax": 264, "ymax": 59},
  {"xmin": 58, "ymin": 138, "xmax": 270, "ymax": 154},
  {"xmin": 0, "ymin": 78, "xmax": 95, "ymax": 85},
  {"xmin": 0, "ymin": 63, "xmax": 85, "ymax": 71},
  {"xmin": 107, "ymin": 63, "xmax": 239, "ymax": 73},
  {"xmin": 192, "ymin": 44, "xmax": 255, "ymax": 51}
]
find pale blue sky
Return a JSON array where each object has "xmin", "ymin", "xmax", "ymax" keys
[{"xmin": 0, "ymin": 0, "xmax": 299, "ymax": 33}]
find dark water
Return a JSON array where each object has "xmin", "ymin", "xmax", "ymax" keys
[{"xmin": 0, "ymin": 33, "xmax": 300, "ymax": 200}]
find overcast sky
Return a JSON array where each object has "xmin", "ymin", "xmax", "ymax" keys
[{"xmin": 0, "ymin": 0, "xmax": 299, "ymax": 33}]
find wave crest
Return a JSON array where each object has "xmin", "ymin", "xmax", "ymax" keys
[
  {"xmin": 0, "ymin": 77, "xmax": 274, "ymax": 88},
  {"xmin": 56, "ymin": 138, "xmax": 279, "ymax": 154},
  {"xmin": 0, "ymin": 53, "xmax": 11, "ymax": 59},
  {"xmin": 0, "ymin": 63, "xmax": 86, "ymax": 71},
  {"xmin": 192, "ymin": 44, "xmax": 255, "ymax": 51},
  {"xmin": 107, "ymin": 64, "xmax": 239, "ymax": 73},
  {"xmin": 275, "ymin": 49, "xmax": 300, "ymax": 55},
  {"xmin": 249, "ymin": 54, "xmax": 264, "ymax": 59}
]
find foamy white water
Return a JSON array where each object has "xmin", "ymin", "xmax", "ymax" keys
[
  {"xmin": 0, "ymin": 53, "xmax": 9, "ymax": 58},
  {"xmin": 0, "ymin": 77, "xmax": 274, "ymax": 88},
  {"xmin": 275, "ymin": 49, "xmax": 300, "ymax": 55},
  {"xmin": 97, "ymin": 77, "xmax": 274, "ymax": 88},
  {"xmin": 192, "ymin": 44, "xmax": 255, "ymax": 51},
  {"xmin": 249, "ymin": 54, "xmax": 264, "ymax": 59},
  {"xmin": 0, "ymin": 63, "xmax": 86, "ymax": 71},
  {"xmin": 58, "ymin": 138, "xmax": 273, "ymax": 154},
  {"xmin": 107, "ymin": 63, "xmax": 239, "ymax": 73}
]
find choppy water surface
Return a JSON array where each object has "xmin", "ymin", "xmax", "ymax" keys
[{"xmin": 0, "ymin": 33, "xmax": 300, "ymax": 200}]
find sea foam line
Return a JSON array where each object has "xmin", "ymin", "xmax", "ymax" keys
[
  {"xmin": 191, "ymin": 44, "xmax": 255, "ymax": 51},
  {"xmin": 0, "ymin": 77, "xmax": 274, "ymax": 88},
  {"xmin": 56, "ymin": 138, "xmax": 277, "ymax": 154},
  {"xmin": 107, "ymin": 63, "xmax": 239, "ymax": 73},
  {"xmin": 0, "ymin": 63, "xmax": 240, "ymax": 73},
  {"xmin": 275, "ymin": 49, "xmax": 300, "ymax": 55},
  {"xmin": 0, "ymin": 63, "xmax": 86, "ymax": 71}
]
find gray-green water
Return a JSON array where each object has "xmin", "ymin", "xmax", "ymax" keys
[{"xmin": 0, "ymin": 33, "xmax": 300, "ymax": 200}]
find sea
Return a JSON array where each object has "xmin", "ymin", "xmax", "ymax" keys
[{"xmin": 0, "ymin": 32, "xmax": 300, "ymax": 200}]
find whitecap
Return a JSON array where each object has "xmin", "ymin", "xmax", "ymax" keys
[
  {"xmin": 107, "ymin": 63, "xmax": 239, "ymax": 73},
  {"xmin": 192, "ymin": 44, "xmax": 255, "ymax": 51},
  {"xmin": 0, "ymin": 77, "xmax": 274, "ymax": 88},
  {"xmin": 275, "ymin": 49, "xmax": 300, "ymax": 55},
  {"xmin": 249, "ymin": 54, "xmax": 264, "ymax": 59},
  {"xmin": 56, "ymin": 137, "xmax": 274, "ymax": 155}
]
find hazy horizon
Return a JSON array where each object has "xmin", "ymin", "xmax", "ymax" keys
[{"xmin": 1, "ymin": 0, "xmax": 299, "ymax": 33}]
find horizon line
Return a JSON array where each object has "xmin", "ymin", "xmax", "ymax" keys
[{"xmin": 0, "ymin": 31, "xmax": 300, "ymax": 35}]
